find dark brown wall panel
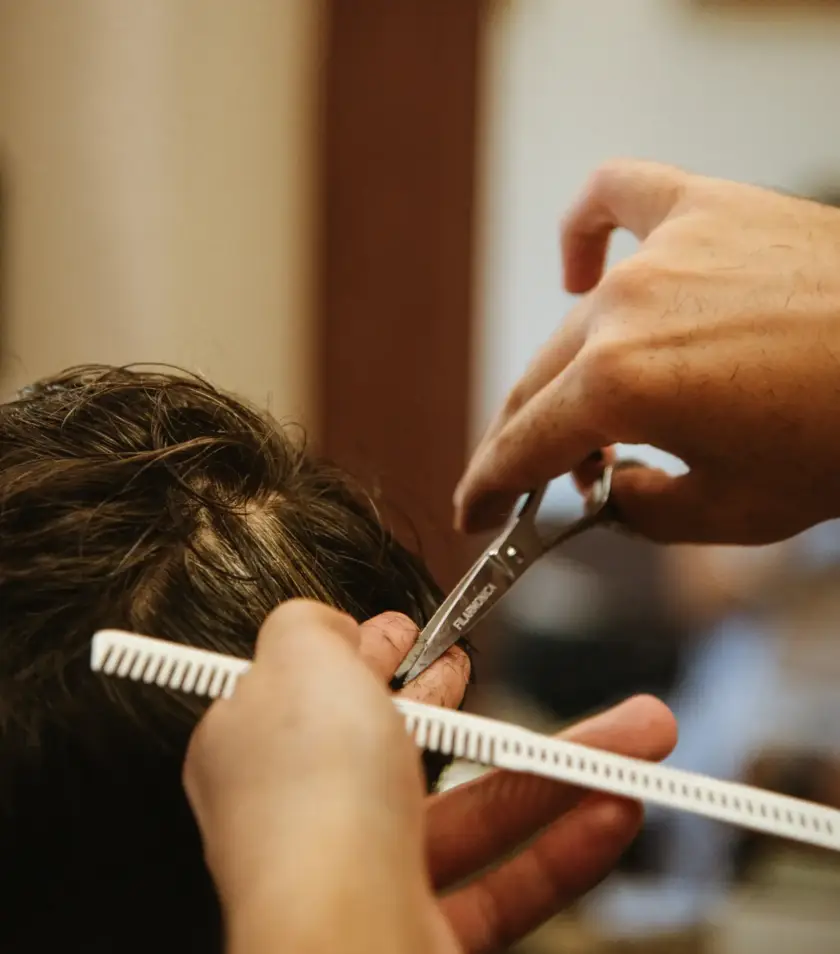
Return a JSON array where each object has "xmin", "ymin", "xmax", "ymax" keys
[{"xmin": 318, "ymin": 0, "xmax": 485, "ymax": 588}]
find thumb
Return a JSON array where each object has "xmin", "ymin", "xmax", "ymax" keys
[{"xmin": 609, "ymin": 466, "xmax": 718, "ymax": 544}]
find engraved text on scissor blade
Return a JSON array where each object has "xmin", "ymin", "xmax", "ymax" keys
[{"xmin": 452, "ymin": 583, "xmax": 497, "ymax": 631}]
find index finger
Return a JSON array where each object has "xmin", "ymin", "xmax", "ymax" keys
[
  {"xmin": 399, "ymin": 645, "xmax": 471, "ymax": 710},
  {"xmin": 358, "ymin": 613, "xmax": 471, "ymax": 710},
  {"xmin": 562, "ymin": 159, "xmax": 688, "ymax": 293},
  {"xmin": 358, "ymin": 612, "xmax": 420, "ymax": 679}
]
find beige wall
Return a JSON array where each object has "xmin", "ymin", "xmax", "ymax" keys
[{"xmin": 0, "ymin": 0, "xmax": 321, "ymax": 423}]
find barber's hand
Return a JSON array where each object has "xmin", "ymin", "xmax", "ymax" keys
[
  {"xmin": 374, "ymin": 615, "xmax": 676, "ymax": 951},
  {"xmin": 184, "ymin": 602, "xmax": 676, "ymax": 953},
  {"xmin": 183, "ymin": 600, "xmax": 459, "ymax": 954},
  {"xmin": 455, "ymin": 159, "xmax": 840, "ymax": 545},
  {"xmin": 355, "ymin": 614, "xmax": 678, "ymax": 950}
]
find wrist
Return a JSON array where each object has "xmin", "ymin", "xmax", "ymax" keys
[
  {"xmin": 217, "ymin": 809, "xmax": 428, "ymax": 953},
  {"xmin": 224, "ymin": 865, "xmax": 430, "ymax": 954},
  {"xmin": 209, "ymin": 789, "xmax": 432, "ymax": 952}
]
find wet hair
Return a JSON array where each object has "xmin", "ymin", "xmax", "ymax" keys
[{"xmin": 0, "ymin": 365, "xmax": 459, "ymax": 952}]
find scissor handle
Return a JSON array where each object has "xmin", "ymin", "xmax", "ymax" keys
[
  {"xmin": 540, "ymin": 458, "xmax": 647, "ymax": 553},
  {"xmin": 512, "ymin": 482, "xmax": 547, "ymax": 524}
]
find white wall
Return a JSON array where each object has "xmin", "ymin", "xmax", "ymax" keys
[
  {"xmin": 477, "ymin": 0, "xmax": 840, "ymax": 512},
  {"xmin": 0, "ymin": 0, "xmax": 321, "ymax": 422}
]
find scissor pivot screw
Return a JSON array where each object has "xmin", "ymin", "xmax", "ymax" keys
[{"xmin": 505, "ymin": 545, "xmax": 525, "ymax": 564}]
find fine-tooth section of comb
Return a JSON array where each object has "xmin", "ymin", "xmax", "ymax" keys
[
  {"xmin": 395, "ymin": 700, "xmax": 840, "ymax": 853},
  {"xmin": 90, "ymin": 629, "xmax": 840, "ymax": 854}
]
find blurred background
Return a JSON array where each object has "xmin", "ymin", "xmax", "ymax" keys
[{"xmin": 3, "ymin": 1, "xmax": 840, "ymax": 951}]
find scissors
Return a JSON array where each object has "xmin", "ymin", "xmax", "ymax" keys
[{"xmin": 394, "ymin": 460, "xmax": 642, "ymax": 686}]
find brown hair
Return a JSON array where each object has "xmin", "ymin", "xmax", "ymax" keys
[{"xmin": 0, "ymin": 365, "xmax": 456, "ymax": 952}]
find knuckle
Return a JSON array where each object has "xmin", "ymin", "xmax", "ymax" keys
[
  {"xmin": 580, "ymin": 336, "xmax": 648, "ymax": 413},
  {"xmin": 586, "ymin": 158, "xmax": 630, "ymax": 196},
  {"xmin": 500, "ymin": 385, "xmax": 528, "ymax": 421},
  {"xmin": 489, "ymin": 423, "xmax": 524, "ymax": 476},
  {"xmin": 365, "ymin": 611, "xmax": 418, "ymax": 650},
  {"xmin": 598, "ymin": 260, "xmax": 663, "ymax": 311},
  {"xmin": 581, "ymin": 337, "xmax": 629, "ymax": 383},
  {"xmin": 439, "ymin": 648, "xmax": 471, "ymax": 697},
  {"xmin": 407, "ymin": 647, "xmax": 471, "ymax": 706}
]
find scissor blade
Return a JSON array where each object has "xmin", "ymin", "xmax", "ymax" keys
[
  {"xmin": 394, "ymin": 487, "xmax": 548, "ymax": 686},
  {"xmin": 394, "ymin": 552, "xmax": 518, "ymax": 685}
]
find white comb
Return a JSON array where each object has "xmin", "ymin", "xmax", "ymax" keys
[{"xmin": 91, "ymin": 629, "xmax": 840, "ymax": 853}]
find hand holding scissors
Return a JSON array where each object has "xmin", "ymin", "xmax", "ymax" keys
[{"xmin": 395, "ymin": 460, "xmax": 644, "ymax": 686}]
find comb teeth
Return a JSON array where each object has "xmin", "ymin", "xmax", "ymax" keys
[
  {"xmin": 89, "ymin": 629, "xmax": 840, "ymax": 854},
  {"xmin": 91, "ymin": 630, "xmax": 251, "ymax": 700},
  {"xmin": 397, "ymin": 700, "xmax": 503, "ymax": 765}
]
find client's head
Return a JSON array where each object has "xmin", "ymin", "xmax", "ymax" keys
[{"xmin": 0, "ymin": 365, "xmax": 457, "ymax": 952}]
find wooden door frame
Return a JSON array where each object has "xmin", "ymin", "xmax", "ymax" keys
[{"xmin": 315, "ymin": 0, "xmax": 487, "ymax": 589}]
